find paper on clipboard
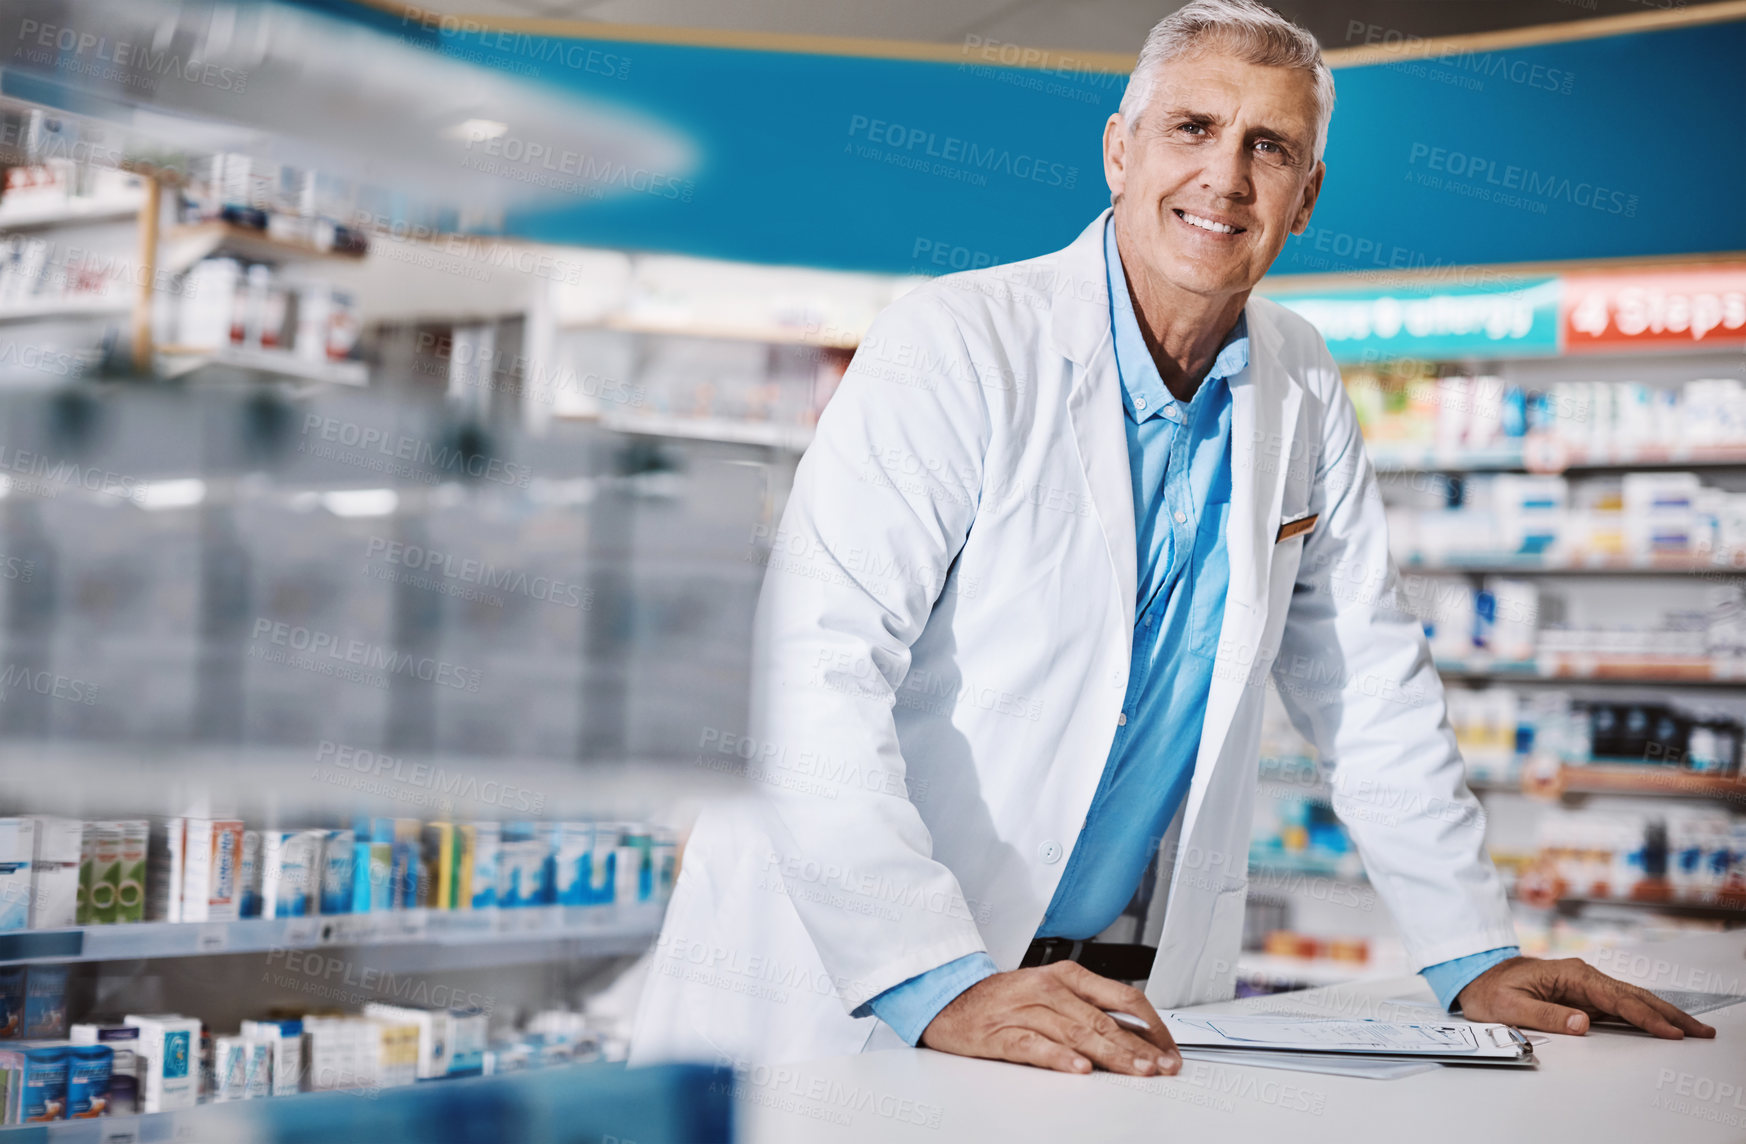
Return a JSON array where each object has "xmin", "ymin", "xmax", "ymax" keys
[
  {"xmin": 1163, "ymin": 1012, "xmax": 1534, "ymax": 1066},
  {"xmin": 1177, "ymin": 1048, "xmax": 1439, "ymax": 1081}
]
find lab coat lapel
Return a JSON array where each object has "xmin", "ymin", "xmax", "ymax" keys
[
  {"xmin": 1175, "ymin": 302, "xmax": 1300, "ymax": 836},
  {"xmin": 1066, "ymin": 348, "xmax": 1137, "ymax": 631},
  {"xmin": 1054, "ymin": 210, "xmax": 1137, "ymax": 632}
]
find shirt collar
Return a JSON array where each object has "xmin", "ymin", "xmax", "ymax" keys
[{"xmin": 1104, "ymin": 216, "xmax": 1249, "ymax": 424}]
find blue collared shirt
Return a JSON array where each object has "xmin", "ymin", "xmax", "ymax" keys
[{"xmin": 862, "ymin": 218, "xmax": 1513, "ymax": 1044}]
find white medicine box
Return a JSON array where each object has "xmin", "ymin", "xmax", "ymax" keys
[{"xmin": 29, "ymin": 816, "xmax": 82, "ymax": 929}]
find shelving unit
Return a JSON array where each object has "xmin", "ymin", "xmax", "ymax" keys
[
  {"xmin": 1542, "ymin": 763, "xmax": 1746, "ymax": 803},
  {"xmin": 0, "ymin": 27, "xmax": 763, "ymax": 1143},
  {"xmin": 0, "ymin": 295, "xmax": 132, "ymax": 323},
  {"xmin": 1372, "ymin": 443, "xmax": 1746, "ymax": 475},
  {"xmin": 1247, "ymin": 269, "xmax": 1746, "ymax": 982},
  {"xmin": 1235, "ymin": 950, "xmax": 1400, "ymax": 989},
  {"xmin": 155, "ymin": 343, "xmax": 370, "ymax": 386},
  {"xmin": 597, "ymin": 410, "xmax": 814, "ymax": 451},
  {"xmin": 160, "ymin": 221, "xmax": 368, "ymax": 277},
  {"xmin": 0, "ymin": 193, "xmax": 144, "ymax": 231},
  {"xmin": 0, "ymin": 902, "xmax": 665, "ymax": 967},
  {"xmin": 1435, "ymin": 660, "xmax": 1746, "ymax": 686},
  {"xmin": 1260, "ymin": 755, "xmax": 1746, "ymax": 806},
  {"xmin": 7, "ymin": 1060, "xmax": 730, "ymax": 1144},
  {"xmin": 1547, "ymin": 894, "xmax": 1746, "ymax": 919},
  {"xmin": 581, "ymin": 313, "xmax": 862, "ymax": 350},
  {"xmin": 1403, "ymin": 555, "xmax": 1746, "ymax": 575},
  {"xmin": 0, "ymin": 168, "xmax": 375, "ymax": 383}
]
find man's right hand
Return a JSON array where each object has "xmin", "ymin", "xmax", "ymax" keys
[{"xmin": 918, "ymin": 961, "xmax": 1182, "ymax": 1076}]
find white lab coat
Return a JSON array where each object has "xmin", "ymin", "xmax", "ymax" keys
[{"xmin": 630, "ymin": 210, "xmax": 1516, "ymax": 1068}]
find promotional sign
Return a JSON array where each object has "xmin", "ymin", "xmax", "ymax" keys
[
  {"xmin": 1561, "ymin": 266, "xmax": 1746, "ymax": 352},
  {"xmin": 1267, "ymin": 279, "xmax": 1561, "ymax": 364}
]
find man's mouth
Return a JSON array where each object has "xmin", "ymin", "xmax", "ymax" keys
[{"xmin": 1173, "ymin": 209, "xmax": 1245, "ymax": 235}]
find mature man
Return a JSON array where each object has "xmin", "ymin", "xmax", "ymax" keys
[{"xmin": 631, "ymin": 0, "xmax": 1714, "ymax": 1074}]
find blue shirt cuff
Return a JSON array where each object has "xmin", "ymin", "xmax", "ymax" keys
[
  {"xmin": 1421, "ymin": 946, "xmax": 1520, "ymax": 1011},
  {"xmin": 857, "ymin": 953, "xmax": 999, "ymax": 1046}
]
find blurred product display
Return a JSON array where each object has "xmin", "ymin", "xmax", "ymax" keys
[
  {"xmin": 0, "ymin": 0, "xmax": 1742, "ymax": 1135},
  {"xmin": 1247, "ymin": 282, "xmax": 1746, "ymax": 996},
  {"xmin": 1351, "ymin": 372, "xmax": 1746, "ymax": 470},
  {"xmin": 0, "ymin": 814, "xmax": 673, "ymax": 934},
  {"xmin": 0, "ymin": 1000, "xmax": 635, "ymax": 1124},
  {"xmin": 1515, "ymin": 807, "xmax": 1746, "ymax": 909}
]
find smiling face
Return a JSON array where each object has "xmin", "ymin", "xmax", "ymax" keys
[{"xmin": 1104, "ymin": 49, "xmax": 1325, "ymax": 305}]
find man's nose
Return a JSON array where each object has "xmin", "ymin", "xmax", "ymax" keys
[{"xmin": 1199, "ymin": 139, "xmax": 1252, "ymax": 200}]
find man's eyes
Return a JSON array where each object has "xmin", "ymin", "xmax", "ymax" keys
[
  {"xmin": 1255, "ymin": 139, "xmax": 1295, "ymax": 164},
  {"xmin": 1172, "ymin": 123, "xmax": 1291, "ymax": 160}
]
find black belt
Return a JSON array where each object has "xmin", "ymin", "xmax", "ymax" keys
[{"xmin": 1021, "ymin": 937, "xmax": 1156, "ymax": 982}]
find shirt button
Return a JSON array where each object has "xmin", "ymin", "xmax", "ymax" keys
[
  {"xmin": 1135, "ymin": 397, "xmax": 1147, "ymax": 410},
  {"xmin": 1174, "ymin": 510, "xmax": 1187, "ymax": 524},
  {"xmin": 1038, "ymin": 840, "xmax": 1062, "ymax": 864},
  {"xmin": 1117, "ymin": 712, "xmax": 1127, "ymax": 726},
  {"xmin": 1165, "ymin": 407, "xmax": 1180, "ymax": 421}
]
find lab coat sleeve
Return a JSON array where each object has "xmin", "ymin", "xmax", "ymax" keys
[
  {"xmin": 1269, "ymin": 355, "xmax": 1518, "ymax": 971},
  {"xmin": 747, "ymin": 288, "xmax": 998, "ymax": 1014}
]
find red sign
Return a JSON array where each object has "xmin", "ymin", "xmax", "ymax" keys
[{"xmin": 1561, "ymin": 266, "xmax": 1746, "ymax": 352}]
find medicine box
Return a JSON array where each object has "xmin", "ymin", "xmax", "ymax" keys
[
  {"xmin": 0, "ymin": 819, "xmax": 28, "ymax": 933},
  {"xmin": 145, "ymin": 818, "xmax": 185, "ymax": 923},
  {"xmin": 65, "ymin": 1043, "xmax": 113, "ymax": 1118},
  {"xmin": 211, "ymin": 1035, "xmax": 248, "ymax": 1102},
  {"xmin": 240, "ymin": 1018, "xmax": 302, "ymax": 1095},
  {"xmin": 238, "ymin": 831, "xmax": 261, "ymax": 919},
  {"xmin": 261, "ymin": 831, "xmax": 322, "ymax": 918},
  {"xmin": 420, "ymin": 823, "xmax": 455, "ymax": 910},
  {"xmin": 23, "ymin": 964, "xmax": 68, "ymax": 1038},
  {"xmin": 464, "ymin": 822, "xmax": 499, "ymax": 909},
  {"xmin": 362, "ymin": 1004, "xmax": 449, "ymax": 1079},
  {"xmin": 448, "ymin": 1009, "xmax": 487, "ymax": 1075},
  {"xmin": 27, "ymin": 817, "xmax": 81, "ymax": 930},
  {"xmin": 0, "ymin": 967, "xmax": 22, "ymax": 1039},
  {"xmin": 318, "ymin": 830, "xmax": 353, "ymax": 915},
  {"xmin": 351, "ymin": 840, "xmax": 392, "ymax": 913},
  {"xmin": 123, "ymin": 1014, "xmax": 200, "ymax": 1112},
  {"xmin": 69, "ymin": 1023, "xmax": 140, "ymax": 1114},
  {"xmin": 180, "ymin": 820, "xmax": 245, "ymax": 923}
]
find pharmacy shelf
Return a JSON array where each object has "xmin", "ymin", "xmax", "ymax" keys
[
  {"xmin": 0, "ymin": 746, "xmax": 741, "ymax": 825},
  {"xmin": 1248, "ymin": 858, "xmax": 1367, "ymax": 885},
  {"xmin": 575, "ymin": 313, "xmax": 862, "ymax": 350},
  {"xmin": 1547, "ymin": 894, "xmax": 1746, "ymax": 920},
  {"xmin": 597, "ymin": 411, "xmax": 814, "ymax": 451},
  {"xmin": 0, "ymin": 901, "xmax": 666, "ymax": 967},
  {"xmin": 1435, "ymin": 659, "xmax": 1746, "ymax": 688},
  {"xmin": 0, "ymin": 194, "xmax": 143, "ymax": 230},
  {"xmin": 1541, "ymin": 763, "xmax": 1746, "ymax": 802},
  {"xmin": 1260, "ymin": 758, "xmax": 1746, "ymax": 807},
  {"xmin": 1370, "ymin": 444, "xmax": 1529, "ymax": 473},
  {"xmin": 1401, "ymin": 554, "xmax": 1746, "ymax": 576},
  {"xmin": 9, "ymin": 1060, "xmax": 730, "ymax": 1143},
  {"xmin": 0, "ymin": 295, "xmax": 131, "ymax": 323},
  {"xmin": 162, "ymin": 222, "xmax": 368, "ymax": 276},
  {"xmin": 155, "ymin": 344, "xmax": 369, "ymax": 386},
  {"xmin": 1235, "ymin": 952, "xmax": 1395, "ymax": 988},
  {"xmin": 1371, "ymin": 443, "xmax": 1746, "ymax": 475}
]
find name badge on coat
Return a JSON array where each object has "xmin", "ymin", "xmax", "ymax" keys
[{"xmin": 1275, "ymin": 512, "xmax": 1318, "ymax": 543}]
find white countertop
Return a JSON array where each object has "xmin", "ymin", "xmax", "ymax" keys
[{"xmin": 737, "ymin": 930, "xmax": 1746, "ymax": 1144}]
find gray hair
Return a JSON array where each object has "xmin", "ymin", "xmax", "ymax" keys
[{"xmin": 1119, "ymin": 0, "xmax": 1336, "ymax": 162}]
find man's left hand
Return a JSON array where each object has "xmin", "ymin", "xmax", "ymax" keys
[{"xmin": 1455, "ymin": 956, "xmax": 1718, "ymax": 1039}]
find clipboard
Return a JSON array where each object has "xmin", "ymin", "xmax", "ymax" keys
[{"xmin": 1162, "ymin": 1012, "xmax": 1537, "ymax": 1068}]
